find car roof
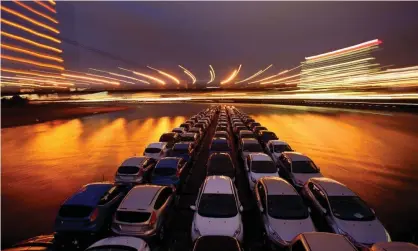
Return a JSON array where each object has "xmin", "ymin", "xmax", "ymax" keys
[
  {"xmin": 371, "ymin": 242, "xmax": 418, "ymax": 251},
  {"xmin": 203, "ymin": 176, "xmax": 234, "ymax": 194},
  {"xmin": 283, "ymin": 152, "xmax": 311, "ymax": 161},
  {"xmin": 249, "ymin": 153, "xmax": 272, "ymax": 161},
  {"xmin": 173, "ymin": 142, "xmax": 190, "ymax": 149},
  {"xmin": 118, "ymin": 185, "xmax": 162, "ymax": 211},
  {"xmin": 64, "ymin": 182, "xmax": 113, "ymax": 207},
  {"xmin": 269, "ymin": 140, "xmax": 289, "ymax": 145},
  {"xmin": 120, "ymin": 156, "xmax": 148, "ymax": 167},
  {"xmin": 261, "ymin": 177, "xmax": 298, "ymax": 195},
  {"xmin": 147, "ymin": 142, "xmax": 166, "ymax": 149},
  {"xmin": 87, "ymin": 236, "xmax": 148, "ymax": 251},
  {"xmin": 212, "ymin": 137, "xmax": 228, "ymax": 143},
  {"xmin": 242, "ymin": 138, "xmax": 260, "ymax": 144},
  {"xmin": 259, "ymin": 130, "xmax": 275, "ymax": 134},
  {"xmin": 161, "ymin": 132, "xmax": 176, "ymax": 136},
  {"xmin": 156, "ymin": 157, "xmax": 180, "ymax": 167},
  {"xmin": 310, "ymin": 177, "xmax": 356, "ymax": 196},
  {"xmin": 182, "ymin": 132, "xmax": 197, "ymax": 137},
  {"xmin": 301, "ymin": 232, "xmax": 356, "ymax": 251},
  {"xmin": 215, "ymin": 131, "xmax": 228, "ymax": 135},
  {"xmin": 173, "ymin": 127, "xmax": 184, "ymax": 130},
  {"xmin": 209, "ymin": 152, "xmax": 232, "ymax": 160},
  {"xmin": 240, "ymin": 130, "xmax": 254, "ymax": 135},
  {"xmin": 189, "ymin": 127, "xmax": 201, "ymax": 131},
  {"xmin": 193, "ymin": 236, "xmax": 240, "ymax": 251}
]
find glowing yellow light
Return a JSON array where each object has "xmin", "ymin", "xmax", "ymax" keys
[
  {"xmin": 147, "ymin": 66, "xmax": 180, "ymax": 84},
  {"xmin": 221, "ymin": 65, "xmax": 242, "ymax": 84},
  {"xmin": 2, "ymin": 75, "xmax": 74, "ymax": 86},
  {"xmin": 236, "ymin": 64, "xmax": 273, "ymax": 84},
  {"xmin": 210, "ymin": 65, "xmax": 215, "ymax": 78},
  {"xmin": 1, "ymin": 68, "xmax": 65, "ymax": 79},
  {"xmin": 48, "ymin": 0, "xmax": 56, "ymax": 6},
  {"xmin": 62, "ymin": 73, "xmax": 119, "ymax": 86},
  {"xmin": 1, "ymin": 54, "xmax": 64, "ymax": 70},
  {"xmin": 1, "ymin": 19, "xmax": 61, "ymax": 43},
  {"xmin": 1, "ymin": 81, "xmax": 67, "ymax": 89},
  {"xmin": 207, "ymin": 65, "xmax": 215, "ymax": 84},
  {"xmin": 119, "ymin": 67, "xmax": 166, "ymax": 85},
  {"xmin": 1, "ymin": 44, "xmax": 63, "ymax": 62},
  {"xmin": 12, "ymin": 1, "xmax": 58, "ymax": 24},
  {"xmin": 249, "ymin": 65, "xmax": 301, "ymax": 84},
  {"xmin": 85, "ymin": 73, "xmax": 136, "ymax": 85},
  {"xmin": 261, "ymin": 73, "xmax": 301, "ymax": 85},
  {"xmin": 178, "ymin": 65, "xmax": 197, "ymax": 84},
  {"xmin": 35, "ymin": 1, "xmax": 56, "ymax": 13},
  {"xmin": 1, "ymin": 6, "xmax": 59, "ymax": 34},
  {"xmin": 89, "ymin": 68, "xmax": 150, "ymax": 85},
  {"xmin": 1, "ymin": 32, "xmax": 61, "ymax": 53}
]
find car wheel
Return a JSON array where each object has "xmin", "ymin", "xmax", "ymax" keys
[{"xmin": 159, "ymin": 225, "xmax": 165, "ymax": 241}]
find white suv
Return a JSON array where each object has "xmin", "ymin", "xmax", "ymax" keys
[
  {"xmin": 190, "ymin": 176, "xmax": 244, "ymax": 242},
  {"xmin": 244, "ymin": 153, "xmax": 278, "ymax": 190},
  {"xmin": 143, "ymin": 142, "xmax": 169, "ymax": 160}
]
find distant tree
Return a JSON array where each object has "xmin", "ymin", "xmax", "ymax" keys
[{"xmin": 1, "ymin": 95, "xmax": 29, "ymax": 107}]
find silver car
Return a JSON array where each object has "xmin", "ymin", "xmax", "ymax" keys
[{"xmin": 111, "ymin": 185, "xmax": 173, "ymax": 241}]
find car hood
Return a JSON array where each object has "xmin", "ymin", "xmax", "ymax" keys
[
  {"xmin": 145, "ymin": 153, "xmax": 161, "ymax": 159},
  {"xmin": 269, "ymin": 217, "xmax": 316, "ymax": 242},
  {"xmin": 250, "ymin": 172, "xmax": 278, "ymax": 181},
  {"xmin": 195, "ymin": 214, "xmax": 240, "ymax": 237},
  {"xmin": 151, "ymin": 176, "xmax": 178, "ymax": 185},
  {"xmin": 293, "ymin": 173, "xmax": 323, "ymax": 184},
  {"xmin": 272, "ymin": 152, "xmax": 283, "ymax": 159},
  {"xmin": 335, "ymin": 218, "xmax": 389, "ymax": 245}
]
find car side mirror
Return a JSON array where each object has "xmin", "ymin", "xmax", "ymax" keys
[
  {"xmin": 239, "ymin": 205, "xmax": 244, "ymax": 212},
  {"xmin": 190, "ymin": 205, "xmax": 196, "ymax": 211},
  {"xmin": 246, "ymin": 167, "xmax": 249, "ymax": 171},
  {"xmin": 371, "ymin": 208, "xmax": 375, "ymax": 214},
  {"xmin": 308, "ymin": 207, "xmax": 312, "ymax": 213},
  {"xmin": 258, "ymin": 204, "xmax": 264, "ymax": 213},
  {"xmin": 321, "ymin": 207, "xmax": 327, "ymax": 215}
]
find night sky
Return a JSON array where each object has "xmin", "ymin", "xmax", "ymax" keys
[{"xmin": 57, "ymin": 2, "xmax": 418, "ymax": 81}]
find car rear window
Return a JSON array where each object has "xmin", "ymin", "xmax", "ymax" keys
[
  {"xmin": 267, "ymin": 195, "xmax": 309, "ymax": 219},
  {"xmin": 241, "ymin": 133, "xmax": 255, "ymax": 139},
  {"xmin": 243, "ymin": 143, "xmax": 263, "ymax": 152},
  {"xmin": 198, "ymin": 194, "xmax": 237, "ymax": 218},
  {"xmin": 115, "ymin": 211, "xmax": 151, "ymax": 223},
  {"xmin": 173, "ymin": 147, "xmax": 189, "ymax": 154},
  {"xmin": 273, "ymin": 145, "xmax": 292, "ymax": 153},
  {"xmin": 262, "ymin": 132, "xmax": 278, "ymax": 140},
  {"xmin": 59, "ymin": 205, "xmax": 93, "ymax": 218},
  {"xmin": 251, "ymin": 161, "xmax": 277, "ymax": 173},
  {"xmin": 145, "ymin": 148, "xmax": 161, "ymax": 154},
  {"xmin": 159, "ymin": 134, "xmax": 174, "ymax": 142},
  {"xmin": 292, "ymin": 161, "xmax": 319, "ymax": 173},
  {"xmin": 181, "ymin": 136, "xmax": 195, "ymax": 142},
  {"xmin": 117, "ymin": 166, "xmax": 140, "ymax": 174},
  {"xmin": 153, "ymin": 167, "xmax": 177, "ymax": 176},
  {"xmin": 211, "ymin": 142, "xmax": 230, "ymax": 151}
]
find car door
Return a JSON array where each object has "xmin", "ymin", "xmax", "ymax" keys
[{"xmin": 153, "ymin": 187, "xmax": 174, "ymax": 228}]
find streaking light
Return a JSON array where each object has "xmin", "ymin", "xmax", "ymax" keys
[
  {"xmin": 12, "ymin": 1, "xmax": 58, "ymax": 24},
  {"xmin": 147, "ymin": 66, "xmax": 180, "ymax": 84},
  {"xmin": 1, "ymin": 6, "xmax": 59, "ymax": 34},
  {"xmin": 1, "ymin": 68, "xmax": 65, "ymax": 79},
  {"xmin": 1, "ymin": 54, "xmax": 64, "ymax": 70},
  {"xmin": 207, "ymin": 65, "xmax": 215, "ymax": 84},
  {"xmin": 48, "ymin": 0, "xmax": 56, "ymax": 6},
  {"xmin": 2, "ymin": 75, "xmax": 74, "ymax": 86},
  {"xmin": 248, "ymin": 66, "xmax": 300, "ymax": 84},
  {"xmin": 35, "ymin": 1, "xmax": 56, "ymax": 13},
  {"xmin": 119, "ymin": 67, "xmax": 165, "ymax": 85},
  {"xmin": 221, "ymin": 65, "xmax": 242, "ymax": 84},
  {"xmin": 1, "ymin": 44, "xmax": 63, "ymax": 62},
  {"xmin": 1, "ymin": 19, "xmax": 61, "ymax": 43},
  {"xmin": 236, "ymin": 64, "xmax": 272, "ymax": 84},
  {"xmin": 62, "ymin": 73, "xmax": 119, "ymax": 86},
  {"xmin": 89, "ymin": 68, "xmax": 150, "ymax": 85},
  {"xmin": 179, "ymin": 65, "xmax": 197, "ymax": 84},
  {"xmin": 1, "ymin": 31, "xmax": 61, "ymax": 53}
]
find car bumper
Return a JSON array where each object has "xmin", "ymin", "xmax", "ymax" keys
[{"xmin": 111, "ymin": 226, "xmax": 158, "ymax": 239}]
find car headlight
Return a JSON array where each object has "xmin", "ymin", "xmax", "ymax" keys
[
  {"xmin": 233, "ymin": 224, "xmax": 241, "ymax": 237},
  {"xmin": 385, "ymin": 228, "xmax": 392, "ymax": 242}
]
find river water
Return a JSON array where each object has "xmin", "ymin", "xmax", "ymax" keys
[{"xmin": 2, "ymin": 103, "xmax": 418, "ymax": 247}]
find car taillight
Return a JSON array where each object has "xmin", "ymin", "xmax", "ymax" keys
[
  {"xmin": 139, "ymin": 168, "xmax": 144, "ymax": 176},
  {"xmin": 89, "ymin": 208, "xmax": 99, "ymax": 222},
  {"xmin": 176, "ymin": 169, "xmax": 180, "ymax": 177},
  {"xmin": 149, "ymin": 211, "xmax": 157, "ymax": 225}
]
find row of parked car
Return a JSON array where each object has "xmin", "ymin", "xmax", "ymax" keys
[{"xmin": 17, "ymin": 105, "xmax": 417, "ymax": 251}]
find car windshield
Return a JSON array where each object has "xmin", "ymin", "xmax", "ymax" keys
[
  {"xmin": 145, "ymin": 148, "xmax": 161, "ymax": 154},
  {"xmin": 117, "ymin": 166, "xmax": 140, "ymax": 174},
  {"xmin": 255, "ymin": 127, "xmax": 267, "ymax": 132},
  {"xmin": 273, "ymin": 145, "xmax": 292, "ymax": 153},
  {"xmin": 173, "ymin": 147, "xmax": 188, "ymax": 154},
  {"xmin": 159, "ymin": 134, "xmax": 174, "ymax": 142},
  {"xmin": 216, "ymin": 127, "xmax": 227, "ymax": 131},
  {"xmin": 211, "ymin": 142, "xmax": 230, "ymax": 151},
  {"xmin": 115, "ymin": 211, "xmax": 151, "ymax": 223},
  {"xmin": 291, "ymin": 161, "xmax": 319, "ymax": 173},
  {"xmin": 328, "ymin": 196, "xmax": 375, "ymax": 221},
  {"xmin": 262, "ymin": 132, "xmax": 278, "ymax": 140},
  {"xmin": 241, "ymin": 133, "xmax": 255, "ymax": 139},
  {"xmin": 243, "ymin": 143, "xmax": 263, "ymax": 152},
  {"xmin": 215, "ymin": 133, "xmax": 227, "ymax": 138},
  {"xmin": 87, "ymin": 246, "xmax": 137, "ymax": 251},
  {"xmin": 59, "ymin": 205, "xmax": 93, "ymax": 218},
  {"xmin": 251, "ymin": 161, "xmax": 277, "ymax": 173},
  {"xmin": 153, "ymin": 167, "xmax": 177, "ymax": 176},
  {"xmin": 198, "ymin": 194, "xmax": 237, "ymax": 218},
  {"xmin": 267, "ymin": 195, "xmax": 309, "ymax": 219}
]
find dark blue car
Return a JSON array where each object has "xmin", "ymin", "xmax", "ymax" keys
[
  {"xmin": 209, "ymin": 137, "xmax": 232, "ymax": 155},
  {"xmin": 151, "ymin": 157, "xmax": 187, "ymax": 190},
  {"xmin": 171, "ymin": 142, "xmax": 195, "ymax": 164},
  {"xmin": 54, "ymin": 182, "xmax": 125, "ymax": 243}
]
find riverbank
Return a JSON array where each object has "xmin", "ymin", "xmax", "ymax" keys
[{"xmin": 1, "ymin": 103, "xmax": 132, "ymax": 128}]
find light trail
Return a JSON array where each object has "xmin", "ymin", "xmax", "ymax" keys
[
  {"xmin": 179, "ymin": 65, "xmax": 197, "ymax": 84},
  {"xmin": 147, "ymin": 66, "xmax": 180, "ymax": 84},
  {"xmin": 85, "ymin": 72, "xmax": 136, "ymax": 85},
  {"xmin": 35, "ymin": 1, "xmax": 56, "ymax": 13},
  {"xmin": 221, "ymin": 65, "xmax": 242, "ymax": 84},
  {"xmin": 1, "ymin": 81, "xmax": 67, "ymax": 89},
  {"xmin": 62, "ymin": 73, "xmax": 120, "ymax": 86},
  {"xmin": 89, "ymin": 68, "xmax": 150, "ymax": 85},
  {"xmin": 1, "ymin": 6, "xmax": 59, "ymax": 34},
  {"xmin": 207, "ymin": 65, "xmax": 215, "ymax": 84},
  {"xmin": 1, "ymin": 54, "xmax": 64, "ymax": 70},
  {"xmin": 1, "ymin": 75, "xmax": 74, "ymax": 86},
  {"xmin": 119, "ymin": 67, "xmax": 165, "ymax": 85},
  {"xmin": 1, "ymin": 44, "xmax": 63, "ymax": 62},
  {"xmin": 48, "ymin": 0, "xmax": 56, "ymax": 6},
  {"xmin": 249, "ymin": 65, "xmax": 301, "ymax": 84},
  {"xmin": 1, "ymin": 19, "xmax": 61, "ymax": 43},
  {"xmin": 306, "ymin": 39, "xmax": 382, "ymax": 61},
  {"xmin": 261, "ymin": 73, "xmax": 302, "ymax": 85},
  {"xmin": 12, "ymin": 1, "xmax": 58, "ymax": 24},
  {"xmin": 1, "ymin": 68, "xmax": 66, "ymax": 79},
  {"xmin": 236, "ymin": 64, "xmax": 273, "ymax": 84},
  {"xmin": 1, "ymin": 31, "xmax": 62, "ymax": 53}
]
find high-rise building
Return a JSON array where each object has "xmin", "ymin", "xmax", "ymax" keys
[{"xmin": 1, "ymin": 0, "xmax": 64, "ymax": 92}]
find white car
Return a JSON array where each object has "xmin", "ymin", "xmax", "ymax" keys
[
  {"xmin": 85, "ymin": 236, "xmax": 151, "ymax": 251},
  {"xmin": 277, "ymin": 152, "xmax": 323, "ymax": 189},
  {"xmin": 143, "ymin": 142, "xmax": 169, "ymax": 160},
  {"xmin": 288, "ymin": 232, "xmax": 357, "ymax": 251},
  {"xmin": 238, "ymin": 130, "xmax": 257, "ymax": 141},
  {"xmin": 265, "ymin": 140, "xmax": 293, "ymax": 165},
  {"xmin": 172, "ymin": 127, "xmax": 186, "ymax": 135},
  {"xmin": 240, "ymin": 138, "xmax": 264, "ymax": 163},
  {"xmin": 190, "ymin": 176, "xmax": 244, "ymax": 242},
  {"xmin": 255, "ymin": 177, "xmax": 316, "ymax": 247},
  {"xmin": 244, "ymin": 153, "xmax": 278, "ymax": 190},
  {"xmin": 115, "ymin": 156, "xmax": 156, "ymax": 185},
  {"xmin": 370, "ymin": 242, "xmax": 418, "ymax": 251},
  {"xmin": 302, "ymin": 177, "xmax": 391, "ymax": 248}
]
